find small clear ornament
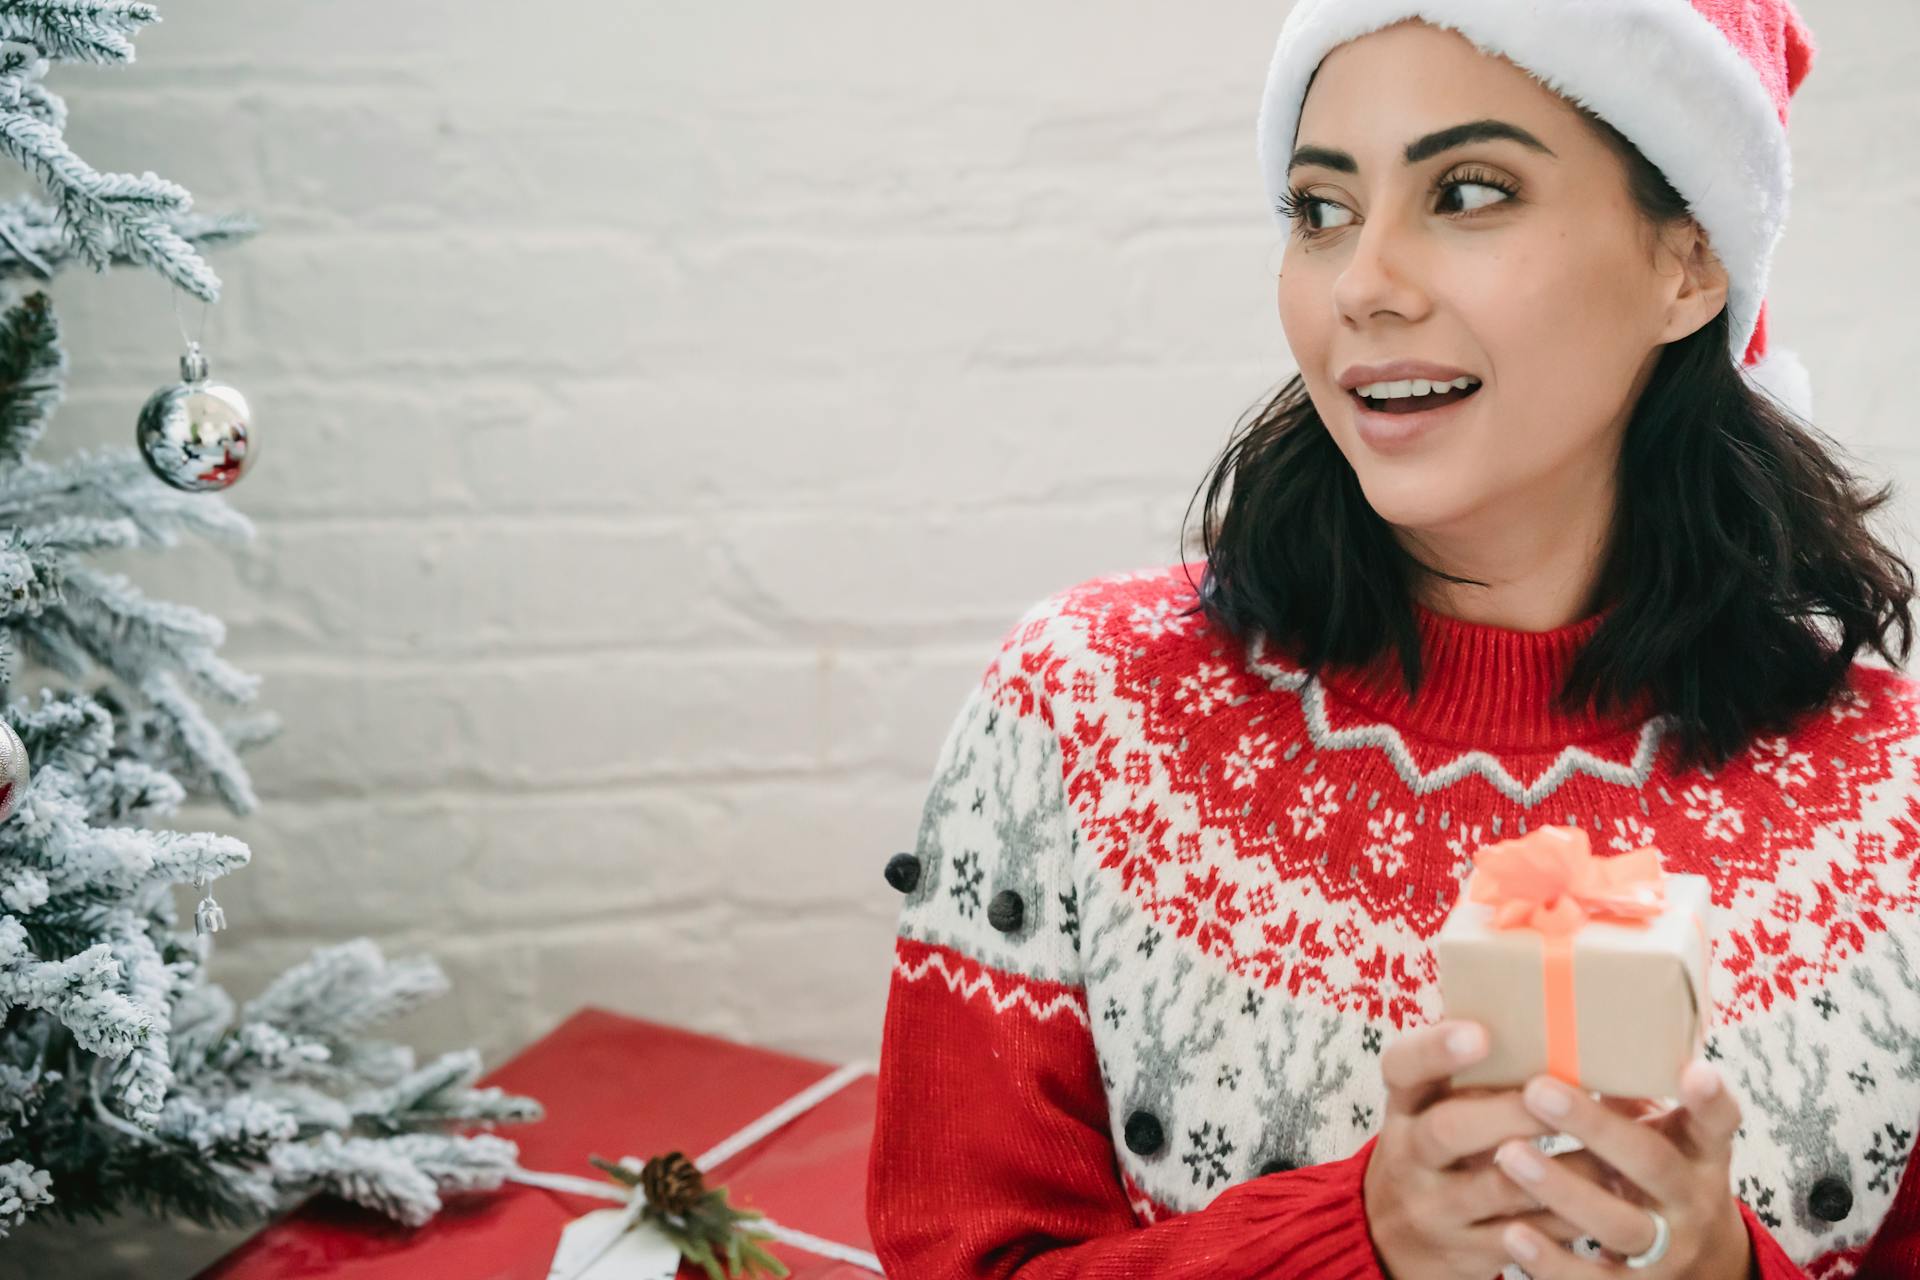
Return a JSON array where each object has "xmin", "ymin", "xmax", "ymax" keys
[
  {"xmin": 193, "ymin": 874, "xmax": 226, "ymax": 935},
  {"xmin": 136, "ymin": 341, "xmax": 256, "ymax": 492}
]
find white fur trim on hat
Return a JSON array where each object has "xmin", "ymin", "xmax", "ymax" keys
[
  {"xmin": 1741, "ymin": 344, "xmax": 1813, "ymax": 421},
  {"xmin": 1256, "ymin": 0, "xmax": 1792, "ymax": 369}
]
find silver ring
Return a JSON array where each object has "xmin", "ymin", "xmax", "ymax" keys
[{"xmin": 1623, "ymin": 1208, "xmax": 1671, "ymax": 1269}]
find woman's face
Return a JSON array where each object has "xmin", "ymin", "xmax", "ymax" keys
[{"xmin": 1276, "ymin": 18, "xmax": 1724, "ymax": 550}]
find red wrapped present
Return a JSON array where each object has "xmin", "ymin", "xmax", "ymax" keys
[{"xmin": 193, "ymin": 1007, "xmax": 879, "ymax": 1280}]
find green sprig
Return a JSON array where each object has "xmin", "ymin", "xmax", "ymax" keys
[{"xmin": 587, "ymin": 1156, "xmax": 790, "ymax": 1280}]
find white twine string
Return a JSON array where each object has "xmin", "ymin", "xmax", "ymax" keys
[
  {"xmin": 505, "ymin": 1059, "xmax": 882, "ymax": 1279},
  {"xmin": 170, "ymin": 278, "xmax": 211, "ymax": 351}
]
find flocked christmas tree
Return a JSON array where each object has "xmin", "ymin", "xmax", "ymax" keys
[{"xmin": 0, "ymin": 0, "xmax": 543, "ymax": 1240}]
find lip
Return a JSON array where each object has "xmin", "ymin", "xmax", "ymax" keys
[
  {"xmin": 1348, "ymin": 383, "xmax": 1480, "ymax": 453},
  {"xmin": 1337, "ymin": 359, "xmax": 1477, "ymax": 392}
]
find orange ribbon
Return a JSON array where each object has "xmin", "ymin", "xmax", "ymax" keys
[{"xmin": 1465, "ymin": 825, "xmax": 1666, "ymax": 1085}]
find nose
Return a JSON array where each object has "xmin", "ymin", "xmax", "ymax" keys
[{"xmin": 1329, "ymin": 212, "xmax": 1434, "ymax": 329}]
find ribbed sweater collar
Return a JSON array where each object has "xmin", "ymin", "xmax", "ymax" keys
[{"xmin": 1313, "ymin": 600, "xmax": 1657, "ymax": 752}]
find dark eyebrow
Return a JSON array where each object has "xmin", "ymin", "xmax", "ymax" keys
[{"xmin": 1287, "ymin": 119, "xmax": 1556, "ymax": 175}]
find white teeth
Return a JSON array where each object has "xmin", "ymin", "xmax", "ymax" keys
[{"xmin": 1357, "ymin": 375, "xmax": 1480, "ymax": 400}]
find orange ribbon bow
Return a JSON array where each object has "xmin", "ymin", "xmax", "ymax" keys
[{"xmin": 1467, "ymin": 824, "xmax": 1666, "ymax": 935}]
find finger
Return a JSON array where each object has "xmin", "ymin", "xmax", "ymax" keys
[
  {"xmin": 1493, "ymin": 1136, "xmax": 1667, "ymax": 1259},
  {"xmin": 1381, "ymin": 1020, "xmax": 1488, "ymax": 1117},
  {"xmin": 1408, "ymin": 1089, "xmax": 1558, "ymax": 1170},
  {"xmin": 1468, "ymin": 1217, "xmax": 1612, "ymax": 1276},
  {"xmin": 1521, "ymin": 1074, "xmax": 1688, "ymax": 1205},
  {"xmin": 1463, "ymin": 1147, "xmax": 1624, "ymax": 1222},
  {"xmin": 1539, "ymin": 1146, "xmax": 1632, "ymax": 1199},
  {"xmin": 1675, "ymin": 1057, "xmax": 1742, "ymax": 1158},
  {"xmin": 1500, "ymin": 1220, "xmax": 1614, "ymax": 1278},
  {"xmin": 1508, "ymin": 1207, "xmax": 1593, "ymax": 1245},
  {"xmin": 1457, "ymin": 1157, "xmax": 1599, "ymax": 1232}
]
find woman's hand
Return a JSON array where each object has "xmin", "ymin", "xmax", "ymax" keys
[
  {"xmin": 1490, "ymin": 1058, "xmax": 1754, "ymax": 1279},
  {"xmin": 1363, "ymin": 1019, "xmax": 1627, "ymax": 1280}
]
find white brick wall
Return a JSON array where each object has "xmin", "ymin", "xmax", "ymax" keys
[{"xmin": 11, "ymin": 0, "xmax": 1916, "ymax": 1273}]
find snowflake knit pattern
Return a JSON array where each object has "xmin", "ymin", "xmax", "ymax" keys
[{"xmin": 865, "ymin": 562, "xmax": 1920, "ymax": 1279}]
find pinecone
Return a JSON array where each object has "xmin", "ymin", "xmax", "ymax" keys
[{"xmin": 640, "ymin": 1150, "xmax": 706, "ymax": 1216}]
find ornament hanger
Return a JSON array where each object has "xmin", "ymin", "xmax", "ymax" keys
[{"xmin": 169, "ymin": 280, "xmax": 211, "ymax": 370}]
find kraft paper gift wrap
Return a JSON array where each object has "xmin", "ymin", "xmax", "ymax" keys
[{"xmin": 1434, "ymin": 824, "xmax": 1712, "ymax": 1100}]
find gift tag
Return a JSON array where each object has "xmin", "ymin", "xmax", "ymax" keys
[{"xmin": 547, "ymin": 1207, "xmax": 683, "ymax": 1280}]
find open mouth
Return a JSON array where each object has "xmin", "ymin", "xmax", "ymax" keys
[{"xmin": 1351, "ymin": 383, "xmax": 1482, "ymax": 415}]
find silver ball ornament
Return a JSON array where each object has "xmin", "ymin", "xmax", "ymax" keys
[
  {"xmin": 136, "ymin": 342, "xmax": 256, "ymax": 492},
  {"xmin": 0, "ymin": 718, "xmax": 29, "ymax": 823}
]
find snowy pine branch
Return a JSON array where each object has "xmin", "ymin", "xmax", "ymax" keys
[
  {"xmin": 0, "ymin": 2, "xmax": 237, "ymax": 299},
  {"xmin": 0, "ymin": 197, "xmax": 255, "ymax": 284},
  {"xmin": 0, "ymin": 448, "xmax": 256, "ymax": 548},
  {"xmin": 269, "ymin": 1130, "xmax": 525, "ymax": 1229},
  {"xmin": 244, "ymin": 940, "xmax": 453, "ymax": 1047},
  {"xmin": 0, "ymin": 2, "xmax": 158, "ymax": 66},
  {"xmin": 0, "ymin": 290, "xmax": 63, "ymax": 467},
  {"xmin": 0, "ymin": 1158, "xmax": 51, "ymax": 1231},
  {"xmin": 349, "ymin": 1047, "xmax": 544, "ymax": 1134},
  {"xmin": 0, "ymin": 3, "xmax": 541, "ymax": 1241},
  {"xmin": 0, "ymin": 107, "xmax": 219, "ymax": 298},
  {"xmin": 0, "ymin": 916, "xmax": 150, "ymax": 1059},
  {"xmin": 133, "ymin": 668, "xmax": 259, "ymax": 813}
]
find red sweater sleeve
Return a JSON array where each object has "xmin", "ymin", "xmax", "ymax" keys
[
  {"xmin": 865, "ymin": 937, "xmax": 1388, "ymax": 1279},
  {"xmin": 866, "ymin": 612, "xmax": 1390, "ymax": 1278}
]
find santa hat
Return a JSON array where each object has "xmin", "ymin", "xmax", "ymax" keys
[{"xmin": 1256, "ymin": 0, "xmax": 1818, "ymax": 420}]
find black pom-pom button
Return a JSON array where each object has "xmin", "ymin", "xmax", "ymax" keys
[
  {"xmin": 987, "ymin": 889, "xmax": 1025, "ymax": 933},
  {"xmin": 883, "ymin": 852, "xmax": 920, "ymax": 894},
  {"xmin": 1257, "ymin": 1157, "xmax": 1297, "ymax": 1176},
  {"xmin": 1809, "ymin": 1175, "xmax": 1853, "ymax": 1222},
  {"xmin": 1124, "ymin": 1109, "xmax": 1164, "ymax": 1156}
]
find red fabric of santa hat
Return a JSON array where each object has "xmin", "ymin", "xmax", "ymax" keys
[{"xmin": 1257, "ymin": 0, "xmax": 1818, "ymax": 419}]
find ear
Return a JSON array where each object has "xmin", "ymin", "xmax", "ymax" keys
[{"xmin": 1658, "ymin": 219, "xmax": 1730, "ymax": 344}]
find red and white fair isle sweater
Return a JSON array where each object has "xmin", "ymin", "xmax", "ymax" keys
[{"xmin": 865, "ymin": 562, "xmax": 1920, "ymax": 1279}]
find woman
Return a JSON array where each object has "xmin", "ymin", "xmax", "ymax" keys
[{"xmin": 867, "ymin": 3, "xmax": 1920, "ymax": 1277}]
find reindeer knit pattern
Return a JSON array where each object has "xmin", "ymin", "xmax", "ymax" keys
[{"xmin": 865, "ymin": 563, "xmax": 1920, "ymax": 1279}]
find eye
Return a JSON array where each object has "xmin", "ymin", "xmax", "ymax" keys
[
  {"xmin": 1276, "ymin": 166, "xmax": 1519, "ymax": 242},
  {"xmin": 1275, "ymin": 186, "xmax": 1354, "ymax": 236},
  {"xmin": 1438, "ymin": 168, "xmax": 1518, "ymax": 215}
]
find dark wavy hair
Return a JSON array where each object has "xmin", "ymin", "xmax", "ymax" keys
[{"xmin": 1181, "ymin": 106, "xmax": 1915, "ymax": 774}]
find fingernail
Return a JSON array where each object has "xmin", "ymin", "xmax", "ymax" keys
[
  {"xmin": 1504, "ymin": 1224, "xmax": 1540, "ymax": 1262},
  {"xmin": 1526, "ymin": 1077, "xmax": 1572, "ymax": 1118},
  {"xmin": 1496, "ymin": 1142, "xmax": 1545, "ymax": 1182},
  {"xmin": 1447, "ymin": 1023, "xmax": 1486, "ymax": 1061}
]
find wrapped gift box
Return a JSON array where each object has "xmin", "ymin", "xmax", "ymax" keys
[
  {"xmin": 193, "ymin": 1006, "xmax": 878, "ymax": 1280},
  {"xmin": 1434, "ymin": 826, "xmax": 1712, "ymax": 1100}
]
